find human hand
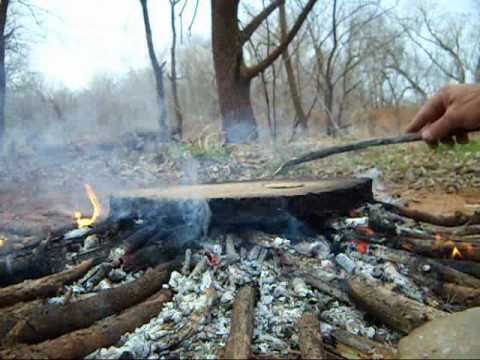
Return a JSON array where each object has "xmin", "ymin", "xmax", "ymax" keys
[{"xmin": 406, "ymin": 84, "xmax": 480, "ymax": 144}]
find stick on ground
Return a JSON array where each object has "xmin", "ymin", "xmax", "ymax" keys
[{"xmin": 0, "ymin": 259, "xmax": 93, "ymax": 309}]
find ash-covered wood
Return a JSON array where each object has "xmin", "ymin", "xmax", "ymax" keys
[
  {"xmin": 110, "ymin": 178, "xmax": 373, "ymax": 234},
  {"xmin": 5, "ymin": 260, "xmax": 179, "ymax": 344},
  {"xmin": 347, "ymin": 277, "xmax": 447, "ymax": 334},
  {"xmin": 0, "ymin": 289, "xmax": 173, "ymax": 360},
  {"xmin": 297, "ymin": 313, "xmax": 326, "ymax": 359},
  {"xmin": 222, "ymin": 286, "xmax": 257, "ymax": 359},
  {"xmin": 373, "ymin": 246, "xmax": 480, "ymax": 289},
  {"xmin": 0, "ymin": 259, "xmax": 93, "ymax": 308},
  {"xmin": 325, "ymin": 328, "xmax": 397, "ymax": 359}
]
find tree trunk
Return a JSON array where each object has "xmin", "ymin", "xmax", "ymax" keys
[
  {"xmin": 325, "ymin": 88, "xmax": 337, "ymax": 137},
  {"xmin": 0, "ymin": 0, "xmax": 9, "ymax": 153},
  {"xmin": 280, "ymin": 2, "xmax": 308, "ymax": 141},
  {"xmin": 170, "ymin": 0, "xmax": 183, "ymax": 139},
  {"xmin": 139, "ymin": 0, "xmax": 169, "ymax": 142},
  {"xmin": 211, "ymin": 0, "xmax": 257, "ymax": 144}
]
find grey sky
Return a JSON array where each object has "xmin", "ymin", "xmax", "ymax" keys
[{"xmin": 27, "ymin": 0, "xmax": 475, "ymax": 90}]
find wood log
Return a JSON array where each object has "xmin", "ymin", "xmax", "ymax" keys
[
  {"xmin": 5, "ymin": 260, "xmax": 179, "ymax": 344},
  {"xmin": 0, "ymin": 289, "xmax": 172, "ymax": 360},
  {"xmin": 273, "ymin": 133, "xmax": 422, "ymax": 175},
  {"xmin": 110, "ymin": 179, "xmax": 373, "ymax": 234},
  {"xmin": 399, "ymin": 235, "xmax": 480, "ymax": 262},
  {"xmin": 437, "ymin": 259, "xmax": 480, "ymax": 279},
  {"xmin": 372, "ymin": 245, "xmax": 480, "ymax": 289},
  {"xmin": 0, "ymin": 259, "xmax": 93, "ymax": 309},
  {"xmin": 409, "ymin": 272, "xmax": 480, "ymax": 309},
  {"xmin": 383, "ymin": 203, "xmax": 474, "ymax": 227},
  {"xmin": 0, "ymin": 300, "xmax": 44, "ymax": 341},
  {"xmin": 222, "ymin": 286, "xmax": 257, "ymax": 359},
  {"xmin": 155, "ymin": 287, "xmax": 218, "ymax": 352},
  {"xmin": 297, "ymin": 313, "xmax": 326, "ymax": 359},
  {"xmin": 324, "ymin": 328, "xmax": 397, "ymax": 359},
  {"xmin": 301, "ymin": 272, "xmax": 352, "ymax": 305},
  {"xmin": 347, "ymin": 277, "xmax": 447, "ymax": 334}
]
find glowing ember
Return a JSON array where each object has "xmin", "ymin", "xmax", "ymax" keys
[
  {"xmin": 74, "ymin": 184, "xmax": 102, "ymax": 228},
  {"xmin": 356, "ymin": 241, "xmax": 369, "ymax": 254},
  {"xmin": 451, "ymin": 246, "xmax": 462, "ymax": 259}
]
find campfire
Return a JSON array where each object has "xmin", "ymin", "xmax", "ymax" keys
[{"xmin": 1, "ymin": 178, "xmax": 480, "ymax": 359}]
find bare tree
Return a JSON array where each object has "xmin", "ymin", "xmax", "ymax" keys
[
  {"xmin": 169, "ymin": 0, "xmax": 183, "ymax": 139},
  {"xmin": 139, "ymin": 0, "xmax": 169, "ymax": 142},
  {"xmin": 399, "ymin": 6, "xmax": 471, "ymax": 85},
  {"xmin": 211, "ymin": 0, "xmax": 318, "ymax": 144},
  {"xmin": 279, "ymin": 1, "xmax": 308, "ymax": 140},
  {"xmin": 0, "ymin": 0, "xmax": 10, "ymax": 151}
]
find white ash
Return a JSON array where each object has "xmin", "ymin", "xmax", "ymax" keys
[
  {"xmin": 63, "ymin": 228, "xmax": 91, "ymax": 240},
  {"xmin": 321, "ymin": 305, "xmax": 376, "ymax": 339},
  {"xmin": 383, "ymin": 262, "xmax": 424, "ymax": 302},
  {"xmin": 293, "ymin": 237, "xmax": 331, "ymax": 259},
  {"xmin": 83, "ymin": 234, "xmax": 99, "ymax": 250}
]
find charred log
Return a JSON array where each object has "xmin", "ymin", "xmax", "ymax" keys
[
  {"xmin": 324, "ymin": 328, "xmax": 397, "ymax": 359},
  {"xmin": 5, "ymin": 260, "xmax": 179, "ymax": 344},
  {"xmin": 347, "ymin": 277, "xmax": 447, "ymax": 334},
  {"xmin": 0, "ymin": 260, "xmax": 93, "ymax": 309},
  {"xmin": 297, "ymin": 313, "xmax": 326, "ymax": 359},
  {"xmin": 0, "ymin": 289, "xmax": 173, "ymax": 360},
  {"xmin": 222, "ymin": 286, "xmax": 257, "ymax": 359}
]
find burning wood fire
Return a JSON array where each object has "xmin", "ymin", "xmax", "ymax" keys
[
  {"xmin": 74, "ymin": 184, "xmax": 102, "ymax": 228},
  {"xmin": 1, "ymin": 180, "xmax": 480, "ymax": 359},
  {"xmin": 451, "ymin": 246, "xmax": 462, "ymax": 259}
]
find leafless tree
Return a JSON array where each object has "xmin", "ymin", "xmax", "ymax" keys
[
  {"xmin": 211, "ymin": 0, "xmax": 318, "ymax": 143},
  {"xmin": 279, "ymin": 1, "xmax": 308, "ymax": 140},
  {"xmin": 169, "ymin": 0, "xmax": 183, "ymax": 139},
  {"xmin": 139, "ymin": 0, "xmax": 169, "ymax": 142},
  {"xmin": 0, "ymin": 0, "xmax": 10, "ymax": 151}
]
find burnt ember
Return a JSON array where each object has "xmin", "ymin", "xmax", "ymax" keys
[{"xmin": 1, "ymin": 187, "xmax": 480, "ymax": 359}]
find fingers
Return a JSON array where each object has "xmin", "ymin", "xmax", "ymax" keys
[
  {"xmin": 406, "ymin": 91, "xmax": 446, "ymax": 133},
  {"xmin": 421, "ymin": 112, "xmax": 453, "ymax": 144}
]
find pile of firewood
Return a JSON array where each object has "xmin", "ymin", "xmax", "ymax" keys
[{"xmin": 1, "ymin": 179, "xmax": 480, "ymax": 359}]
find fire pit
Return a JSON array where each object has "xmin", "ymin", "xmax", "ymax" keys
[{"xmin": 1, "ymin": 178, "xmax": 479, "ymax": 359}]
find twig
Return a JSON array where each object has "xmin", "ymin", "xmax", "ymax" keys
[{"xmin": 273, "ymin": 133, "xmax": 421, "ymax": 176}]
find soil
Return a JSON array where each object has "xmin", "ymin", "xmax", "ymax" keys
[{"xmin": 396, "ymin": 190, "xmax": 480, "ymax": 215}]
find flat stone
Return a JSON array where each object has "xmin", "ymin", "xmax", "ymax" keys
[{"xmin": 398, "ymin": 307, "xmax": 480, "ymax": 359}]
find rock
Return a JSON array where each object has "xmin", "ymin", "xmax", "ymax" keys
[{"xmin": 398, "ymin": 307, "xmax": 480, "ymax": 359}]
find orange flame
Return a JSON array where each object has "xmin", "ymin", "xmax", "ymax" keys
[
  {"xmin": 74, "ymin": 184, "xmax": 102, "ymax": 228},
  {"xmin": 451, "ymin": 246, "xmax": 462, "ymax": 259}
]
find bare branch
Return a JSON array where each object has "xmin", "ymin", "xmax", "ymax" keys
[
  {"xmin": 244, "ymin": 0, "xmax": 318, "ymax": 79},
  {"xmin": 241, "ymin": 0, "xmax": 283, "ymax": 44}
]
